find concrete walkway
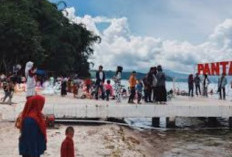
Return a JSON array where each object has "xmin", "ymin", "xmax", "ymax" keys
[
  {"xmin": 1, "ymin": 92, "xmax": 232, "ymax": 121},
  {"xmin": 42, "ymin": 96, "xmax": 232, "ymax": 119}
]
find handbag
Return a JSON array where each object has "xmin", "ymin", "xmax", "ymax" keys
[{"xmin": 15, "ymin": 112, "xmax": 22, "ymax": 129}]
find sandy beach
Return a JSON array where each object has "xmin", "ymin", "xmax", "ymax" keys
[
  {"xmin": 0, "ymin": 91, "xmax": 156, "ymax": 157},
  {"xmin": 1, "ymin": 91, "xmax": 232, "ymax": 157},
  {"xmin": 0, "ymin": 121, "xmax": 157, "ymax": 157}
]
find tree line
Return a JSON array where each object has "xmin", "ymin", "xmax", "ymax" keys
[{"xmin": 0, "ymin": 0, "xmax": 100, "ymax": 77}]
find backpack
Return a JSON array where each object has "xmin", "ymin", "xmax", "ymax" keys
[{"xmin": 15, "ymin": 112, "xmax": 22, "ymax": 129}]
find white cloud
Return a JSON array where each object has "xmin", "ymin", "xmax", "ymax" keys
[{"xmin": 64, "ymin": 7, "xmax": 232, "ymax": 73}]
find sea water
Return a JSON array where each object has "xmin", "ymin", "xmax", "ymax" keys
[
  {"xmin": 120, "ymin": 80, "xmax": 232, "ymax": 99},
  {"xmin": 119, "ymin": 80, "xmax": 232, "ymax": 129},
  {"xmin": 121, "ymin": 80, "xmax": 232, "ymax": 156}
]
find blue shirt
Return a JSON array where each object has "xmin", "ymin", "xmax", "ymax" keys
[
  {"xmin": 19, "ymin": 117, "xmax": 46, "ymax": 157},
  {"xmin": 136, "ymin": 83, "xmax": 143, "ymax": 93}
]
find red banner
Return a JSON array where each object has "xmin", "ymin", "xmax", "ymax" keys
[{"xmin": 197, "ymin": 61, "xmax": 232, "ymax": 75}]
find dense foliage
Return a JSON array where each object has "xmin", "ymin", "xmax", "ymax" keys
[{"xmin": 0, "ymin": 0, "xmax": 100, "ymax": 76}]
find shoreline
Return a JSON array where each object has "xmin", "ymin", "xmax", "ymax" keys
[
  {"xmin": 0, "ymin": 121, "xmax": 156, "ymax": 157},
  {"xmin": 1, "ymin": 121, "xmax": 232, "ymax": 157},
  {"xmin": 0, "ymin": 91, "xmax": 232, "ymax": 156}
]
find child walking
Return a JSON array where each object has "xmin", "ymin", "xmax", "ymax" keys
[
  {"xmin": 61, "ymin": 126, "xmax": 75, "ymax": 157},
  {"xmin": 1, "ymin": 81, "xmax": 14, "ymax": 104}
]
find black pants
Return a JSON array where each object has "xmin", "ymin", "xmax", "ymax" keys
[
  {"xmin": 23, "ymin": 155, "xmax": 39, "ymax": 157},
  {"xmin": 189, "ymin": 86, "xmax": 194, "ymax": 97},
  {"xmin": 203, "ymin": 87, "xmax": 208, "ymax": 97},
  {"xmin": 137, "ymin": 92, "xmax": 142, "ymax": 103},
  {"xmin": 195, "ymin": 84, "xmax": 201, "ymax": 95},
  {"xmin": 147, "ymin": 87, "xmax": 152, "ymax": 102},
  {"xmin": 144, "ymin": 89, "xmax": 149, "ymax": 102},
  {"xmin": 128, "ymin": 87, "xmax": 135, "ymax": 103},
  {"xmin": 95, "ymin": 84, "xmax": 105, "ymax": 100},
  {"xmin": 145, "ymin": 87, "xmax": 152, "ymax": 102},
  {"xmin": 219, "ymin": 87, "xmax": 226, "ymax": 100},
  {"xmin": 3, "ymin": 91, "xmax": 12, "ymax": 102},
  {"xmin": 106, "ymin": 89, "xmax": 110, "ymax": 101}
]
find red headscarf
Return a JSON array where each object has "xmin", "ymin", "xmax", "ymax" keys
[{"xmin": 21, "ymin": 95, "xmax": 47, "ymax": 141}]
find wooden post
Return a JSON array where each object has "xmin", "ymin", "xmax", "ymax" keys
[
  {"xmin": 208, "ymin": 117, "xmax": 217, "ymax": 127},
  {"xmin": 152, "ymin": 117, "xmax": 160, "ymax": 127},
  {"xmin": 229, "ymin": 117, "xmax": 232, "ymax": 129},
  {"xmin": 166, "ymin": 117, "xmax": 176, "ymax": 128}
]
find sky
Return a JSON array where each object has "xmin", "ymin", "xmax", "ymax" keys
[{"xmin": 51, "ymin": 0, "xmax": 232, "ymax": 73}]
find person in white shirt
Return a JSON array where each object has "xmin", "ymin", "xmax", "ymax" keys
[{"xmin": 25, "ymin": 61, "xmax": 37, "ymax": 99}]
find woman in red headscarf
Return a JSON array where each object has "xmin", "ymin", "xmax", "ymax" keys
[{"xmin": 19, "ymin": 95, "xmax": 47, "ymax": 157}]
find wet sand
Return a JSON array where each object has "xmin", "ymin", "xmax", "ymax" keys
[
  {"xmin": 139, "ymin": 129, "xmax": 232, "ymax": 157},
  {"xmin": 0, "ymin": 122, "xmax": 155, "ymax": 157},
  {"xmin": 0, "ymin": 121, "xmax": 232, "ymax": 157}
]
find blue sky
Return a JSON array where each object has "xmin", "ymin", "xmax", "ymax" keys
[
  {"xmin": 50, "ymin": 0, "xmax": 232, "ymax": 73},
  {"xmin": 52, "ymin": 0, "xmax": 232, "ymax": 44}
]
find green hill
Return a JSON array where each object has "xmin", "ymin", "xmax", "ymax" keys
[{"xmin": 90, "ymin": 70, "xmax": 173, "ymax": 81}]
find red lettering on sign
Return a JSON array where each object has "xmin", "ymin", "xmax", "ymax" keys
[
  {"xmin": 198, "ymin": 64, "xmax": 204, "ymax": 74},
  {"xmin": 211, "ymin": 62, "xmax": 220, "ymax": 75},
  {"xmin": 220, "ymin": 61, "xmax": 229, "ymax": 75},
  {"xmin": 229, "ymin": 62, "xmax": 232, "ymax": 75},
  {"xmin": 198, "ymin": 61, "xmax": 232, "ymax": 76},
  {"xmin": 204, "ymin": 63, "xmax": 211, "ymax": 75}
]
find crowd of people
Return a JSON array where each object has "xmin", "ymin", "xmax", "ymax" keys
[
  {"xmin": 57, "ymin": 65, "xmax": 168, "ymax": 104},
  {"xmin": 4, "ymin": 61, "xmax": 232, "ymax": 105},
  {"xmin": 0, "ymin": 61, "xmax": 168, "ymax": 105},
  {"xmin": 188, "ymin": 72, "xmax": 232, "ymax": 100},
  {"xmin": 2, "ymin": 61, "xmax": 232, "ymax": 105},
  {"xmin": 91, "ymin": 65, "xmax": 168, "ymax": 104}
]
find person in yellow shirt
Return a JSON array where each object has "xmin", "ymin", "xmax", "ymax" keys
[{"xmin": 128, "ymin": 71, "xmax": 137, "ymax": 104}]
